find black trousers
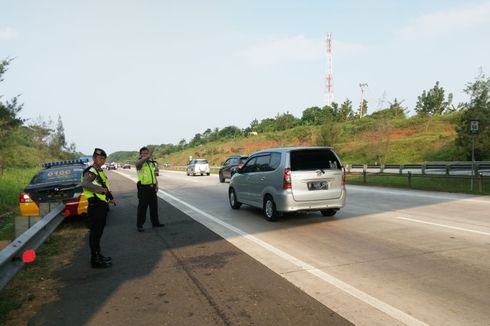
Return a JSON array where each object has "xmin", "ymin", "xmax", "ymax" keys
[
  {"xmin": 137, "ymin": 184, "xmax": 159, "ymax": 227},
  {"xmin": 88, "ymin": 199, "xmax": 108, "ymax": 257}
]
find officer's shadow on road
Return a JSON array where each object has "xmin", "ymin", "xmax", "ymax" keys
[{"xmin": 29, "ymin": 174, "xmax": 181, "ymax": 325}]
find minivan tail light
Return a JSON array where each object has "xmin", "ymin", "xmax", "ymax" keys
[
  {"xmin": 20, "ymin": 192, "xmax": 33, "ymax": 203},
  {"xmin": 283, "ymin": 168, "xmax": 292, "ymax": 189}
]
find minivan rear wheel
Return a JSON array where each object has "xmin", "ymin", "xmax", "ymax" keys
[
  {"xmin": 229, "ymin": 188, "xmax": 241, "ymax": 209},
  {"xmin": 264, "ymin": 195, "xmax": 282, "ymax": 222},
  {"xmin": 321, "ymin": 209, "xmax": 337, "ymax": 217},
  {"xmin": 219, "ymin": 172, "xmax": 225, "ymax": 183}
]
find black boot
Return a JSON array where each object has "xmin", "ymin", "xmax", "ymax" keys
[
  {"xmin": 91, "ymin": 255, "xmax": 112, "ymax": 268},
  {"xmin": 97, "ymin": 253, "xmax": 112, "ymax": 262}
]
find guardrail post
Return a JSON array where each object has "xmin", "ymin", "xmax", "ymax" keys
[
  {"xmin": 363, "ymin": 170, "xmax": 367, "ymax": 184},
  {"xmin": 408, "ymin": 171, "xmax": 412, "ymax": 188},
  {"xmin": 479, "ymin": 173, "xmax": 483, "ymax": 193},
  {"xmin": 347, "ymin": 164, "xmax": 351, "ymax": 173},
  {"xmin": 380, "ymin": 164, "xmax": 385, "ymax": 173},
  {"xmin": 421, "ymin": 164, "xmax": 426, "ymax": 174},
  {"xmin": 363, "ymin": 164, "xmax": 367, "ymax": 173},
  {"xmin": 399, "ymin": 164, "xmax": 403, "ymax": 175}
]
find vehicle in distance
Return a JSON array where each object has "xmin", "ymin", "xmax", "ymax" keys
[
  {"xmin": 108, "ymin": 162, "xmax": 117, "ymax": 170},
  {"xmin": 122, "ymin": 163, "xmax": 131, "ymax": 169},
  {"xmin": 186, "ymin": 159, "xmax": 210, "ymax": 176},
  {"xmin": 19, "ymin": 159, "xmax": 89, "ymax": 218},
  {"xmin": 219, "ymin": 155, "xmax": 249, "ymax": 183},
  {"xmin": 228, "ymin": 147, "xmax": 346, "ymax": 221}
]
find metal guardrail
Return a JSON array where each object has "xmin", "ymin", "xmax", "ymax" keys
[
  {"xmin": 0, "ymin": 204, "xmax": 65, "ymax": 290},
  {"xmin": 347, "ymin": 161, "xmax": 490, "ymax": 176}
]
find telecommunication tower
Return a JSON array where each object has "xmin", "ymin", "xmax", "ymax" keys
[{"xmin": 326, "ymin": 32, "xmax": 333, "ymax": 105}]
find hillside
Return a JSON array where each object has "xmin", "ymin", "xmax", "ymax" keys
[{"xmin": 154, "ymin": 113, "xmax": 460, "ymax": 167}]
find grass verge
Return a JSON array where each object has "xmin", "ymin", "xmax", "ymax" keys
[{"xmin": 0, "ymin": 216, "xmax": 88, "ymax": 325}]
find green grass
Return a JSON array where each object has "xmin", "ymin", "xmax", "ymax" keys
[
  {"xmin": 0, "ymin": 167, "xmax": 40, "ymax": 214},
  {"xmin": 0, "ymin": 235, "xmax": 60, "ymax": 325},
  {"xmin": 0, "ymin": 167, "xmax": 40, "ymax": 241},
  {"xmin": 347, "ymin": 173, "xmax": 490, "ymax": 195}
]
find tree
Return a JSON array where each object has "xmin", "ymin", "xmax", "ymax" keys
[
  {"xmin": 301, "ymin": 106, "xmax": 324, "ymax": 125},
  {"xmin": 415, "ymin": 81, "xmax": 453, "ymax": 116},
  {"xmin": 49, "ymin": 115, "xmax": 67, "ymax": 155},
  {"xmin": 0, "ymin": 59, "xmax": 24, "ymax": 173},
  {"xmin": 339, "ymin": 99, "xmax": 354, "ymax": 121},
  {"xmin": 455, "ymin": 73, "xmax": 490, "ymax": 160},
  {"xmin": 218, "ymin": 126, "xmax": 242, "ymax": 138},
  {"xmin": 274, "ymin": 112, "xmax": 299, "ymax": 131},
  {"xmin": 358, "ymin": 99, "xmax": 368, "ymax": 118}
]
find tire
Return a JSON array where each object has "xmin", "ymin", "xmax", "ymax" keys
[
  {"xmin": 229, "ymin": 188, "xmax": 242, "ymax": 209},
  {"xmin": 206, "ymin": 173, "xmax": 210, "ymax": 176},
  {"xmin": 219, "ymin": 172, "xmax": 225, "ymax": 183},
  {"xmin": 263, "ymin": 195, "xmax": 282, "ymax": 222},
  {"xmin": 321, "ymin": 209, "xmax": 337, "ymax": 217}
]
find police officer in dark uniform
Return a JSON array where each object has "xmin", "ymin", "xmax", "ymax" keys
[
  {"xmin": 136, "ymin": 147, "xmax": 163, "ymax": 232},
  {"xmin": 81, "ymin": 148, "xmax": 115, "ymax": 268}
]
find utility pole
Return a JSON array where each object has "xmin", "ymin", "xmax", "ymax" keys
[
  {"xmin": 326, "ymin": 32, "xmax": 333, "ymax": 106},
  {"xmin": 359, "ymin": 83, "xmax": 368, "ymax": 118}
]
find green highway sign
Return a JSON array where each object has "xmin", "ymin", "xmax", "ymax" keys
[{"xmin": 470, "ymin": 120, "xmax": 479, "ymax": 134}]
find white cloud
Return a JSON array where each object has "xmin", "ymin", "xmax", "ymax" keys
[
  {"xmin": 236, "ymin": 35, "xmax": 367, "ymax": 66},
  {"xmin": 0, "ymin": 26, "xmax": 18, "ymax": 40},
  {"xmin": 398, "ymin": 2, "xmax": 490, "ymax": 40}
]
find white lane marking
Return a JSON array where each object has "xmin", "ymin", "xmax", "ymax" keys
[
  {"xmin": 348, "ymin": 185, "xmax": 490, "ymax": 204},
  {"xmin": 115, "ymin": 171, "xmax": 427, "ymax": 325},
  {"xmin": 394, "ymin": 216, "xmax": 490, "ymax": 236}
]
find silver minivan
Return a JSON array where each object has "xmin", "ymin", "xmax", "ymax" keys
[{"xmin": 228, "ymin": 147, "xmax": 346, "ymax": 221}]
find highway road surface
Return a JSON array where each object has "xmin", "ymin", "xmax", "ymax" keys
[{"xmin": 32, "ymin": 169, "xmax": 490, "ymax": 325}]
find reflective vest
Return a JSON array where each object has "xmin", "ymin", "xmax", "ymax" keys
[
  {"xmin": 137, "ymin": 161, "xmax": 156, "ymax": 185},
  {"xmin": 82, "ymin": 166, "xmax": 110, "ymax": 203}
]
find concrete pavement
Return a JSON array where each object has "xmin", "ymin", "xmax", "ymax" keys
[{"xmin": 29, "ymin": 172, "xmax": 350, "ymax": 326}]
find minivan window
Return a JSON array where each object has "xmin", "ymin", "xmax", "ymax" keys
[
  {"xmin": 255, "ymin": 155, "xmax": 271, "ymax": 172},
  {"xmin": 241, "ymin": 157, "xmax": 257, "ymax": 173},
  {"xmin": 290, "ymin": 149, "xmax": 341, "ymax": 171},
  {"xmin": 196, "ymin": 159, "xmax": 208, "ymax": 164},
  {"xmin": 269, "ymin": 153, "xmax": 281, "ymax": 170}
]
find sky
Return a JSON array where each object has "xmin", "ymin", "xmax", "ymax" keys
[{"xmin": 1, "ymin": 0, "xmax": 490, "ymax": 155}]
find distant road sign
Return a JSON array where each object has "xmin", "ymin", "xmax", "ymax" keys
[{"xmin": 470, "ymin": 120, "xmax": 479, "ymax": 134}]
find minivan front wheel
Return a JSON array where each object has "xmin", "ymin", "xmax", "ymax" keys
[
  {"xmin": 263, "ymin": 195, "xmax": 282, "ymax": 222},
  {"xmin": 321, "ymin": 209, "xmax": 338, "ymax": 217},
  {"xmin": 229, "ymin": 188, "xmax": 242, "ymax": 209}
]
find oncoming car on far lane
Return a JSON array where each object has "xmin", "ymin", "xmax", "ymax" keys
[{"xmin": 19, "ymin": 159, "xmax": 90, "ymax": 218}]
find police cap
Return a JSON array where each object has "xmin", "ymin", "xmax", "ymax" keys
[{"xmin": 93, "ymin": 148, "xmax": 107, "ymax": 158}]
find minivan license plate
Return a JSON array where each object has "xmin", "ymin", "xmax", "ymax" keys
[{"xmin": 308, "ymin": 181, "xmax": 327, "ymax": 190}]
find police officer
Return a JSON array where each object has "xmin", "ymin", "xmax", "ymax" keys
[
  {"xmin": 81, "ymin": 148, "xmax": 115, "ymax": 268},
  {"xmin": 136, "ymin": 147, "xmax": 163, "ymax": 232}
]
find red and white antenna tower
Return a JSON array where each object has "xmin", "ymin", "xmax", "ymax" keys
[{"xmin": 326, "ymin": 32, "xmax": 333, "ymax": 105}]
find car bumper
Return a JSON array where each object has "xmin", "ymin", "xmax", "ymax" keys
[
  {"xmin": 274, "ymin": 189, "xmax": 346, "ymax": 212},
  {"xmin": 19, "ymin": 194, "xmax": 88, "ymax": 218}
]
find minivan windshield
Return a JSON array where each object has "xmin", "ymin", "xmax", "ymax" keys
[{"xmin": 290, "ymin": 149, "xmax": 341, "ymax": 171}]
